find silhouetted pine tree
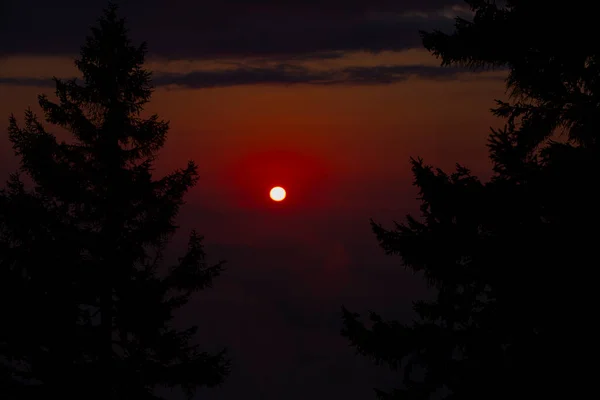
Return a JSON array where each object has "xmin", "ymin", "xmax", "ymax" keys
[
  {"xmin": 342, "ymin": 1, "xmax": 599, "ymax": 399},
  {"xmin": 0, "ymin": 4, "xmax": 229, "ymax": 399}
]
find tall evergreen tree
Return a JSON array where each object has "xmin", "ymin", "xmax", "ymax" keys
[
  {"xmin": 0, "ymin": 4, "xmax": 229, "ymax": 399},
  {"xmin": 342, "ymin": 1, "xmax": 598, "ymax": 399}
]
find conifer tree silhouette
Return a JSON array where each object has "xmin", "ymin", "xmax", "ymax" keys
[
  {"xmin": 0, "ymin": 4, "xmax": 230, "ymax": 399},
  {"xmin": 342, "ymin": 1, "xmax": 599, "ymax": 399}
]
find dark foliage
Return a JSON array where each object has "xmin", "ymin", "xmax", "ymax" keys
[
  {"xmin": 342, "ymin": 1, "xmax": 599, "ymax": 399},
  {"xmin": 0, "ymin": 4, "xmax": 230, "ymax": 399}
]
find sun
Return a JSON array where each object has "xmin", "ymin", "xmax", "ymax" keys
[{"xmin": 269, "ymin": 186, "xmax": 286, "ymax": 202}]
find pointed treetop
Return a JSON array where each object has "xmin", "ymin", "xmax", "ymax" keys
[{"xmin": 75, "ymin": 2, "xmax": 152, "ymax": 114}]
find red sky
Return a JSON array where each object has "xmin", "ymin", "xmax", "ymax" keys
[{"xmin": 0, "ymin": 1, "xmax": 508, "ymax": 399}]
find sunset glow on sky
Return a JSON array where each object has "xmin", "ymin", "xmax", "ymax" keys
[{"xmin": 0, "ymin": 1, "xmax": 509, "ymax": 399}]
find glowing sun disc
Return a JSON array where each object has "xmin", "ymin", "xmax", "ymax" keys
[{"xmin": 269, "ymin": 186, "xmax": 286, "ymax": 201}]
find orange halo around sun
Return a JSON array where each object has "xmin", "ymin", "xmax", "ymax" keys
[{"xmin": 269, "ymin": 186, "xmax": 286, "ymax": 202}]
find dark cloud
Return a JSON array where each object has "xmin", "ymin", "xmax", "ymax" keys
[
  {"xmin": 155, "ymin": 64, "xmax": 501, "ymax": 88},
  {"xmin": 1, "ymin": 0, "xmax": 463, "ymax": 59},
  {"xmin": 0, "ymin": 77, "xmax": 54, "ymax": 87},
  {"xmin": 0, "ymin": 63, "xmax": 504, "ymax": 89}
]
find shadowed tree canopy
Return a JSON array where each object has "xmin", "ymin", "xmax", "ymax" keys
[
  {"xmin": 342, "ymin": 1, "xmax": 598, "ymax": 399},
  {"xmin": 422, "ymin": 0, "xmax": 600, "ymax": 150},
  {"xmin": 0, "ymin": 4, "xmax": 229, "ymax": 399}
]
